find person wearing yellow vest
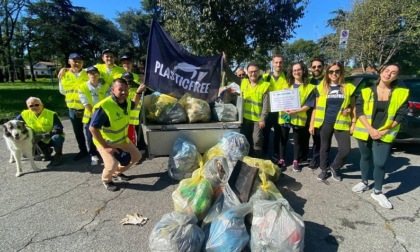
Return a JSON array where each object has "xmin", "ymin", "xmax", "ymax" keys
[
  {"xmin": 89, "ymin": 78, "xmax": 144, "ymax": 191},
  {"xmin": 95, "ymin": 49, "xmax": 125, "ymax": 87},
  {"xmin": 58, "ymin": 53, "xmax": 89, "ymax": 161},
  {"xmin": 277, "ymin": 62, "xmax": 315, "ymax": 172},
  {"xmin": 352, "ymin": 64, "xmax": 408, "ymax": 209},
  {"xmin": 240, "ymin": 62, "xmax": 270, "ymax": 158},
  {"xmin": 306, "ymin": 58, "xmax": 325, "ymax": 169},
  {"xmin": 78, "ymin": 66, "xmax": 110, "ymax": 166},
  {"xmin": 309, "ymin": 61, "xmax": 356, "ymax": 182},
  {"xmin": 262, "ymin": 54, "xmax": 287, "ymax": 160},
  {"xmin": 15, "ymin": 97, "xmax": 65, "ymax": 166}
]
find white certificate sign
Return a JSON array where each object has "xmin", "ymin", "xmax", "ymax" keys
[{"xmin": 269, "ymin": 89, "xmax": 301, "ymax": 112}]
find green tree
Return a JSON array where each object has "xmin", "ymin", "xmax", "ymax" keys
[
  {"xmin": 0, "ymin": 0, "xmax": 28, "ymax": 82},
  {"xmin": 281, "ymin": 39, "xmax": 320, "ymax": 67},
  {"xmin": 345, "ymin": 0, "xmax": 420, "ymax": 72},
  {"xmin": 157, "ymin": 0, "xmax": 307, "ymax": 66}
]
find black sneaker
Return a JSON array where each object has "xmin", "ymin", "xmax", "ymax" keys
[
  {"xmin": 308, "ymin": 160, "xmax": 318, "ymax": 170},
  {"xmin": 103, "ymin": 181, "xmax": 119, "ymax": 191},
  {"xmin": 73, "ymin": 151, "xmax": 89, "ymax": 161},
  {"xmin": 112, "ymin": 173, "xmax": 131, "ymax": 181},
  {"xmin": 317, "ymin": 170, "xmax": 327, "ymax": 181},
  {"xmin": 329, "ymin": 167, "xmax": 342, "ymax": 181}
]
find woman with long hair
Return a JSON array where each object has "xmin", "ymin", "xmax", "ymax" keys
[
  {"xmin": 352, "ymin": 64, "xmax": 408, "ymax": 209},
  {"xmin": 277, "ymin": 62, "xmax": 315, "ymax": 172},
  {"xmin": 309, "ymin": 61, "xmax": 356, "ymax": 181}
]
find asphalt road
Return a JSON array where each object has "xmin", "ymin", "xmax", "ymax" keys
[{"xmin": 0, "ymin": 119, "xmax": 419, "ymax": 252}]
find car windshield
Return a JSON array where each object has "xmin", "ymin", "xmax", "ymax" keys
[{"xmin": 402, "ymin": 79, "xmax": 420, "ymax": 102}]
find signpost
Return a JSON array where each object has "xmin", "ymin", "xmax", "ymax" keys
[{"xmin": 339, "ymin": 29, "xmax": 350, "ymax": 50}]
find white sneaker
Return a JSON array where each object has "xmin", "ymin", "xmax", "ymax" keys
[
  {"xmin": 91, "ymin": 155, "xmax": 100, "ymax": 166},
  {"xmin": 352, "ymin": 182, "xmax": 369, "ymax": 193},
  {"xmin": 371, "ymin": 192, "xmax": 393, "ymax": 209}
]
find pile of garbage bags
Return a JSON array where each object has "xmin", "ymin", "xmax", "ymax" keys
[
  {"xmin": 144, "ymin": 92, "xmax": 238, "ymax": 124},
  {"xmin": 149, "ymin": 131, "xmax": 305, "ymax": 252}
]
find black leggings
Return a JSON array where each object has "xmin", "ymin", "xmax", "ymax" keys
[
  {"xmin": 319, "ymin": 123, "xmax": 350, "ymax": 171},
  {"xmin": 278, "ymin": 126, "xmax": 306, "ymax": 161}
]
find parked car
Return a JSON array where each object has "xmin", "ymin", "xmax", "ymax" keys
[
  {"xmin": 394, "ymin": 78, "xmax": 420, "ymax": 144},
  {"xmin": 346, "ymin": 74, "xmax": 420, "ymax": 144}
]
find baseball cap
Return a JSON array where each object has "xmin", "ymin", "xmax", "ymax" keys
[
  {"xmin": 120, "ymin": 55, "xmax": 131, "ymax": 62},
  {"xmin": 122, "ymin": 72, "xmax": 134, "ymax": 80},
  {"xmin": 68, "ymin": 53, "xmax": 82, "ymax": 60},
  {"xmin": 86, "ymin": 66, "xmax": 99, "ymax": 73},
  {"xmin": 102, "ymin": 49, "xmax": 114, "ymax": 55},
  {"xmin": 113, "ymin": 148, "xmax": 131, "ymax": 166}
]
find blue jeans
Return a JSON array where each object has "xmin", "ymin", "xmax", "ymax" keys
[
  {"xmin": 38, "ymin": 134, "xmax": 65, "ymax": 154},
  {"xmin": 69, "ymin": 109, "xmax": 87, "ymax": 153},
  {"xmin": 85, "ymin": 123, "xmax": 99, "ymax": 156}
]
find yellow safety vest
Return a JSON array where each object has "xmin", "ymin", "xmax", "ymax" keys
[
  {"xmin": 262, "ymin": 72, "xmax": 287, "ymax": 92},
  {"xmin": 95, "ymin": 64, "xmax": 125, "ymax": 86},
  {"xmin": 314, "ymin": 83, "xmax": 356, "ymax": 130},
  {"xmin": 241, "ymin": 78, "xmax": 270, "ymax": 122},
  {"xmin": 127, "ymin": 87, "xmax": 141, "ymax": 125},
  {"xmin": 278, "ymin": 83, "xmax": 316, "ymax": 126},
  {"xmin": 92, "ymin": 96, "xmax": 131, "ymax": 146},
  {"xmin": 61, "ymin": 70, "xmax": 88, "ymax": 110},
  {"xmin": 78, "ymin": 82, "xmax": 110, "ymax": 124},
  {"xmin": 353, "ymin": 87, "xmax": 409, "ymax": 143},
  {"xmin": 21, "ymin": 109, "xmax": 61, "ymax": 144}
]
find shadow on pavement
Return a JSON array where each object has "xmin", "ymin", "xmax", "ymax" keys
[
  {"xmin": 304, "ymin": 221, "xmax": 339, "ymax": 252},
  {"xmin": 276, "ymin": 173, "xmax": 306, "ymax": 217},
  {"xmin": 118, "ymin": 171, "xmax": 179, "ymax": 191},
  {"xmin": 385, "ymin": 165, "xmax": 420, "ymax": 198}
]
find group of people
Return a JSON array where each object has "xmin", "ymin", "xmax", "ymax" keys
[
  {"xmin": 15, "ymin": 50, "xmax": 408, "ymax": 208},
  {"xmin": 16, "ymin": 49, "xmax": 147, "ymax": 192},
  {"xmin": 225, "ymin": 55, "xmax": 409, "ymax": 209}
]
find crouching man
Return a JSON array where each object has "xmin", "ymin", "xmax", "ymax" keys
[
  {"xmin": 89, "ymin": 78, "xmax": 146, "ymax": 191},
  {"xmin": 16, "ymin": 97, "xmax": 65, "ymax": 166}
]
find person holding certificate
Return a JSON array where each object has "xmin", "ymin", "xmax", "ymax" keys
[
  {"xmin": 309, "ymin": 61, "xmax": 356, "ymax": 181},
  {"xmin": 277, "ymin": 62, "xmax": 315, "ymax": 172}
]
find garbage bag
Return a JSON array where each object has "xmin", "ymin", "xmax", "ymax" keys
[
  {"xmin": 149, "ymin": 211, "xmax": 204, "ymax": 252},
  {"xmin": 168, "ymin": 138, "xmax": 201, "ymax": 180},
  {"xmin": 172, "ymin": 170, "xmax": 213, "ymax": 220},
  {"xmin": 220, "ymin": 132, "xmax": 250, "ymax": 163},
  {"xmin": 179, "ymin": 93, "xmax": 211, "ymax": 123},
  {"xmin": 250, "ymin": 199, "xmax": 305, "ymax": 252},
  {"xmin": 156, "ymin": 103, "xmax": 188, "ymax": 124},
  {"xmin": 249, "ymin": 172, "xmax": 283, "ymax": 202},
  {"xmin": 146, "ymin": 93, "xmax": 178, "ymax": 122},
  {"xmin": 202, "ymin": 144, "xmax": 225, "ymax": 164},
  {"xmin": 211, "ymin": 101, "xmax": 238, "ymax": 122},
  {"xmin": 243, "ymin": 156, "xmax": 281, "ymax": 182},
  {"xmin": 205, "ymin": 202, "xmax": 252, "ymax": 252},
  {"xmin": 202, "ymin": 155, "xmax": 233, "ymax": 199}
]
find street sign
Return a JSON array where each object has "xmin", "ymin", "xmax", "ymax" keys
[{"xmin": 339, "ymin": 29, "xmax": 350, "ymax": 50}]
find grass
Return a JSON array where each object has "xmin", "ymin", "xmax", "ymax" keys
[{"xmin": 0, "ymin": 78, "xmax": 69, "ymax": 124}]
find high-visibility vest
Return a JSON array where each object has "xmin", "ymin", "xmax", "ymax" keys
[
  {"xmin": 262, "ymin": 72, "xmax": 287, "ymax": 92},
  {"xmin": 92, "ymin": 96, "xmax": 131, "ymax": 146},
  {"xmin": 241, "ymin": 78, "xmax": 270, "ymax": 122},
  {"xmin": 61, "ymin": 70, "xmax": 88, "ymax": 110},
  {"xmin": 278, "ymin": 83, "xmax": 316, "ymax": 126},
  {"xmin": 95, "ymin": 64, "xmax": 125, "ymax": 86},
  {"xmin": 21, "ymin": 109, "xmax": 59, "ymax": 144},
  {"xmin": 78, "ymin": 82, "xmax": 110, "ymax": 124},
  {"xmin": 353, "ymin": 87, "xmax": 409, "ymax": 143},
  {"xmin": 314, "ymin": 83, "xmax": 356, "ymax": 130},
  {"xmin": 128, "ymin": 87, "xmax": 141, "ymax": 125}
]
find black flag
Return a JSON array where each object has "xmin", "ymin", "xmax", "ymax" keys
[{"xmin": 144, "ymin": 20, "xmax": 222, "ymax": 102}]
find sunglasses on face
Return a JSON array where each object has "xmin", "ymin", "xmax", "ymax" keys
[
  {"xmin": 29, "ymin": 104, "xmax": 40, "ymax": 108},
  {"xmin": 312, "ymin": 65, "xmax": 323, "ymax": 69},
  {"xmin": 238, "ymin": 74, "xmax": 245, "ymax": 77},
  {"xmin": 328, "ymin": 70, "xmax": 341, "ymax": 75}
]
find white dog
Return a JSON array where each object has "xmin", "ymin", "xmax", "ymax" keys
[{"xmin": 3, "ymin": 120, "xmax": 40, "ymax": 177}]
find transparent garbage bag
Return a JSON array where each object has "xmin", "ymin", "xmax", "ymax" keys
[
  {"xmin": 168, "ymin": 138, "xmax": 201, "ymax": 180},
  {"xmin": 149, "ymin": 211, "xmax": 204, "ymax": 252},
  {"xmin": 220, "ymin": 131, "xmax": 250, "ymax": 163},
  {"xmin": 202, "ymin": 155, "xmax": 233, "ymax": 199},
  {"xmin": 211, "ymin": 101, "xmax": 238, "ymax": 122},
  {"xmin": 179, "ymin": 93, "xmax": 211, "ymax": 123},
  {"xmin": 156, "ymin": 103, "xmax": 188, "ymax": 124}
]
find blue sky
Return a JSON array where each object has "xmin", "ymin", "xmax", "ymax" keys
[{"xmin": 71, "ymin": 0, "xmax": 350, "ymax": 43}]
